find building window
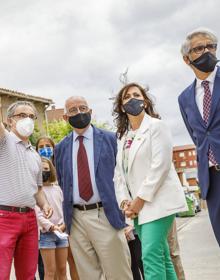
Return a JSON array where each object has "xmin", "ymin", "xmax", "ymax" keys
[
  {"xmin": 179, "ymin": 152, "xmax": 184, "ymax": 157},
  {"xmin": 180, "ymin": 161, "xmax": 186, "ymax": 167},
  {"xmin": 188, "ymin": 151, "xmax": 192, "ymax": 156},
  {"xmin": 192, "ymin": 150, "xmax": 196, "ymax": 156},
  {"xmin": 189, "ymin": 160, "xmax": 193, "ymax": 166}
]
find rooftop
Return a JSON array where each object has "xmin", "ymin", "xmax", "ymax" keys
[
  {"xmin": 0, "ymin": 87, "xmax": 53, "ymax": 104},
  {"xmin": 173, "ymin": 144, "xmax": 196, "ymax": 152}
]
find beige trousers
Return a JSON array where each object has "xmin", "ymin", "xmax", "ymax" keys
[
  {"xmin": 168, "ymin": 219, "xmax": 185, "ymax": 280},
  {"xmin": 69, "ymin": 207, "xmax": 133, "ymax": 280}
]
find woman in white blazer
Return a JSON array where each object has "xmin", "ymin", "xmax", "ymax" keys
[{"xmin": 113, "ymin": 83, "xmax": 188, "ymax": 280}]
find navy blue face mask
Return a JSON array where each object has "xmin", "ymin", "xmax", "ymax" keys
[
  {"xmin": 123, "ymin": 98, "xmax": 145, "ymax": 116},
  {"xmin": 190, "ymin": 52, "xmax": 219, "ymax": 73},
  {"xmin": 69, "ymin": 112, "xmax": 91, "ymax": 129}
]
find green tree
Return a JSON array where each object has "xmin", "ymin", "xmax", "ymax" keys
[
  {"xmin": 47, "ymin": 120, "xmax": 72, "ymax": 143},
  {"xmin": 32, "ymin": 119, "xmax": 114, "ymax": 145},
  {"xmin": 29, "ymin": 123, "xmax": 41, "ymax": 146}
]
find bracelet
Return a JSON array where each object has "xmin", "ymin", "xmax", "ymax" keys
[{"xmin": 120, "ymin": 200, "xmax": 127, "ymax": 209}]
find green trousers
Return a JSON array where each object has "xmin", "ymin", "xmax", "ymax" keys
[{"xmin": 134, "ymin": 215, "xmax": 178, "ymax": 280}]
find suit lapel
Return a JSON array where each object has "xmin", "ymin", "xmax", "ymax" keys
[
  {"xmin": 189, "ymin": 80, "xmax": 206, "ymax": 128},
  {"xmin": 65, "ymin": 132, "xmax": 74, "ymax": 184},
  {"xmin": 208, "ymin": 67, "xmax": 220, "ymax": 126},
  {"xmin": 117, "ymin": 134, "xmax": 126, "ymax": 174},
  {"xmin": 127, "ymin": 114, "xmax": 150, "ymax": 174},
  {"xmin": 93, "ymin": 126, "xmax": 104, "ymax": 173}
]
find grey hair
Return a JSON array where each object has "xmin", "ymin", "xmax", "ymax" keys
[
  {"xmin": 181, "ymin": 28, "xmax": 218, "ymax": 56},
  {"xmin": 7, "ymin": 100, "xmax": 37, "ymax": 118}
]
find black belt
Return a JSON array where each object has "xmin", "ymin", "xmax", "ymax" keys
[
  {"xmin": 74, "ymin": 202, "xmax": 102, "ymax": 211},
  {"xmin": 0, "ymin": 205, "xmax": 33, "ymax": 213},
  {"xmin": 210, "ymin": 165, "xmax": 220, "ymax": 172}
]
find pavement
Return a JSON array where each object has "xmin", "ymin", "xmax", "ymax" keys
[
  {"xmin": 10, "ymin": 210, "xmax": 220, "ymax": 279},
  {"xmin": 177, "ymin": 210, "xmax": 220, "ymax": 280}
]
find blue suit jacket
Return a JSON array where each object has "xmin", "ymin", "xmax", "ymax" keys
[
  {"xmin": 178, "ymin": 66, "xmax": 220, "ymax": 199},
  {"xmin": 54, "ymin": 125, "xmax": 125, "ymax": 233}
]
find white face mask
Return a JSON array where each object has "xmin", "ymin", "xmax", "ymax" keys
[{"xmin": 16, "ymin": 117, "xmax": 35, "ymax": 137}]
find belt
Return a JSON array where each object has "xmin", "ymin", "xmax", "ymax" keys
[
  {"xmin": 0, "ymin": 205, "xmax": 33, "ymax": 213},
  {"xmin": 210, "ymin": 165, "xmax": 220, "ymax": 172},
  {"xmin": 73, "ymin": 202, "xmax": 102, "ymax": 211}
]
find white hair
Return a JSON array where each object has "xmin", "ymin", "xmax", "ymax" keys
[
  {"xmin": 181, "ymin": 28, "xmax": 218, "ymax": 56},
  {"xmin": 7, "ymin": 100, "xmax": 37, "ymax": 118}
]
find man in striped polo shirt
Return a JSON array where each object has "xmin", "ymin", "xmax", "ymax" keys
[{"xmin": 0, "ymin": 101, "xmax": 53, "ymax": 280}]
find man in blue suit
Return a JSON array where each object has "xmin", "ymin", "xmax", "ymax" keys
[
  {"xmin": 178, "ymin": 28, "xmax": 220, "ymax": 246},
  {"xmin": 55, "ymin": 96, "xmax": 132, "ymax": 279}
]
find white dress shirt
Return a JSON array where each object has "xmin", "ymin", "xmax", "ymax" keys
[
  {"xmin": 72, "ymin": 125, "xmax": 101, "ymax": 205},
  {"xmin": 195, "ymin": 66, "xmax": 218, "ymax": 117}
]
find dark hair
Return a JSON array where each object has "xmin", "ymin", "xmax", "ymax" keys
[
  {"xmin": 41, "ymin": 157, "xmax": 57, "ymax": 183},
  {"xmin": 113, "ymin": 82, "xmax": 160, "ymax": 139}
]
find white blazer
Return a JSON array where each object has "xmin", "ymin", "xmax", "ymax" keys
[{"xmin": 114, "ymin": 114, "xmax": 188, "ymax": 225}]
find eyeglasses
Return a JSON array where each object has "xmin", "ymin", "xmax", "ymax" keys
[
  {"xmin": 12, "ymin": 113, "xmax": 37, "ymax": 120},
  {"xmin": 189, "ymin": 43, "xmax": 217, "ymax": 54},
  {"xmin": 68, "ymin": 105, "xmax": 89, "ymax": 115}
]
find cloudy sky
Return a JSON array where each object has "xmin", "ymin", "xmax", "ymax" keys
[{"xmin": 0, "ymin": 0, "xmax": 219, "ymax": 145}]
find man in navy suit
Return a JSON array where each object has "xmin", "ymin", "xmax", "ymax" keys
[
  {"xmin": 178, "ymin": 28, "xmax": 220, "ymax": 246},
  {"xmin": 55, "ymin": 96, "xmax": 132, "ymax": 279}
]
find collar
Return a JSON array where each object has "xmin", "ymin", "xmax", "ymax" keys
[
  {"xmin": 9, "ymin": 131, "xmax": 32, "ymax": 149},
  {"xmin": 73, "ymin": 125, "xmax": 93, "ymax": 142},
  {"xmin": 196, "ymin": 65, "xmax": 218, "ymax": 89}
]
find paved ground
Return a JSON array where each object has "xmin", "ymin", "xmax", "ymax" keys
[
  {"xmin": 10, "ymin": 210, "xmax": 220, "ymax": 279},
  {"xmin": 177, "ymin": 210, "xmax": 220, "ymax": 280}
]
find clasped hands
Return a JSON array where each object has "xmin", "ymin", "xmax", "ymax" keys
[{"xmin": 121, "ymin": 197, "xmax": 145, "ymax": 219}]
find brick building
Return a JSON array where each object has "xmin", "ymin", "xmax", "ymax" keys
[
  {"xmin": 173, "ymin": 144, "xmax": 198, "ymax": 189},
  {"xmin": 0, "ymin": 87, "xmax": 53, "ymax": 134},
  {"xmin": 46, "ymin": 105, "xmax": 64, "ymax": 122}
]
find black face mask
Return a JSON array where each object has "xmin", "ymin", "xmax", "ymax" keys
[
  {"xmin": 123, "ymin": 98, "xmax": 145, "ymax": 116},
  {"xmin": 42, "ymin": 171, "xmax": 51, "ymax": 182},
  {"xmin": 190, "ymin": 52, "xmax": 219, "ymax": 73},
  {"xmin": 69, "ymin": 112, "xmax": 91, "ymax": 129}
]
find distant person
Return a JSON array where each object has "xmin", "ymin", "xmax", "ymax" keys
[
  {"xmin": 179, "ymin": 28, "xmax": 220, "ymax": 245},
  {"xmin": 36, "ymin": 136, "xmax": 79, "ymax": 280},
  {"xmin": 36, "ymin": 157, "xmax": 68, "ymax": 280},
  {"xmin": 113, "ymin": 83, "xmax": 188, "ymax": 279},
  {"xmin": 0, "ymin": 101, "xmax": 52, "ymax": 279},
  {"xmin": 55, "ymin": 96, "xmax": 133, "ymax": 280}
]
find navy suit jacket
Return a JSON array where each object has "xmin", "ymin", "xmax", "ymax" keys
[
  {"xmin": 54, "ymin": 125, "xmax": 125, "ymax": 233},
  {"xmin": 178, "ymin": 66, "xmax": 220, "ymax": 199}
]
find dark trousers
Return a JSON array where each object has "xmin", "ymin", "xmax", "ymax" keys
[
  {"xmin": 38, "ymin": 251, "xmax": 44, "ymax": 280},
  {"xmin": 206, "ymin": 167, "xmax": 220, "ymax": 246},
  {"xmin": 34, "ymin": 251, "xmax": 44, "ymax": 280},
  {"xmin": 128, "ymin": 235, "xmax": 144, "ymax": 280}
]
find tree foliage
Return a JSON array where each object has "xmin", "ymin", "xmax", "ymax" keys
[{"xmin": 31, "ymin": 119, "xmax": 114, "ymax": 145}]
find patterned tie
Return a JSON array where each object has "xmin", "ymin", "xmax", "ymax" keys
[
  {"xmin": 77, "ymin": 136, "xmax": 93, "ymax": 201},
  {"xmin": 202, "ymin": 80, "xmax": 217, "ymax": 165}
]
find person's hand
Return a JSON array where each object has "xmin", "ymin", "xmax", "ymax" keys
[
  {"xmin": 42, "ymin": 204, "xmax": 53, "ymax": 219},
  {"xmin": 124, "ymin": 225, "xmax": 134, "ymax": 241},
  {"xmin": 58, "ymin": 223, "xmax": 66, "ymax": 232},
  {"xmin": 53, "ymin": 225, "xmax": 63, "ymax": 232},
  {"xmin": 125, "ymin": 197, "xmax": 145, "ymax": 219}
]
